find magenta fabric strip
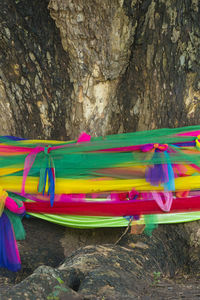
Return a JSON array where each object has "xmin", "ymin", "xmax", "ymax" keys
[
  {"xmin": 21, "ymin": 146, "xmax": 45, "ymax": 194},
  {"xmin": 176, "ymin": 130, "xmax": 200, "ymax": 137}
]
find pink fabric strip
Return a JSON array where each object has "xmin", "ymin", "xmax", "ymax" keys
[
  {"xmin": 150, "ymin": 191, "xmax": 173, "ymax": 212},
  {"xmin": 5, "ymin": 197, "xmax": 25, "ymax": 214},
  {"xmin": 0, "ymin": 145, "xmax": 32, "ymax": 153},
  {"xmin": 12, "ymin": 227, "xmax": 21, "ymax": 263},
  {"xmin": 77, "ymin": 132, "xmax": 91, "ymax": 143},
  {"xmin": 176, "ymin": 130, "xmax": 200, "ymax": 137},
  {"xmin": 21, "ymin": 146, "xmax": 45, "ymax": 194},
  {"xmin": 99, "ymin": 145, "xmax": 142, "ymax": 152}
]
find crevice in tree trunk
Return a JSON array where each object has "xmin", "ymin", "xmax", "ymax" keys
[{"xmin": 0, "ymin": 0, "xmax": 73, "ymax": 139}]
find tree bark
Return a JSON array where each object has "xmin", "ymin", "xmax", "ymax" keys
[
  {"xmin": 117, "ymin": 0, "xmax": 200, "ymax": 132},
  {"xmin": 0, "ymin": 0, "xmax": 72, "ymax": 139},
  {"xmin": 1, "ymin": 0, "xmax": 200, "ymax": 138},
  {"xmin": 49, "ymin": 0, "xmax": 200, "ymax": 136},
  {"xmin": 48, "ymin": 0, "xmax": 137, "ymax": 136}
]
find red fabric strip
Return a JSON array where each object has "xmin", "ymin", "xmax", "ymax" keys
[{"xmin": 24, "ymin": 196, "xmax": 200, "ymax": 216}]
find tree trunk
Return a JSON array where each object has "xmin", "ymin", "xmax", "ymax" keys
[
  {"xmin": 117, "ymin": 0, "xmax": 200, "ymax": 132},
  {"xmin": 0, "ymin": 0, "xmax": 72, "ymax": 139},
  {"xmin": 48, "ymin": 0, "xmax": 200, "ymax": 136},
  {"xmin": 1, "ymin": 0, "xmax": 200, "ymax": 137}
]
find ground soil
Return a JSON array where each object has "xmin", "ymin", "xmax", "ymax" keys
[{"xmin": 0, "ymin": 217, "xmax": 200, "ymax": 299}]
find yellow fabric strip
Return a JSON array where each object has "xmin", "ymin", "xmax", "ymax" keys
[
  {"xmin": 18, "ymin": 139, "xmax": 75, "ymax": 145},
  {"xmin": 0, "ymin": 166, "xmax": 23, "ymax": 176},
  {"xmin": 0, "ymin": 176, "xmax": 161, "ymax": 193},
  {"xmin": 1, "ymin": 175, "xmax": 200, "ymax": 194},
  {"xmin": 0, "ymin": 188, "xmax": 8, "ymax": 217}
]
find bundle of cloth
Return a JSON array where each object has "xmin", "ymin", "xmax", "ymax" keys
[{"xmin": 1, "ymin": 125, "xmax": 200, "ymax": 271}]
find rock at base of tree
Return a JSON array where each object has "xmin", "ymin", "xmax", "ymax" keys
[{"xmin": 0, "ymin": 221, "xmax": 199, "ymax": 300}]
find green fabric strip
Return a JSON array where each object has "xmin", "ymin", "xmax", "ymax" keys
[{"xmin": 27, "ymin": 211, "xmax": 200, "ymax": 228}]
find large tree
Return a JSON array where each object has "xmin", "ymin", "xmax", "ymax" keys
[
  {"xmin": 1, "ymin": 0, "xmax": 200, "ymax": 139},
  {"xmin": 0, "ymin": 0, "xmax": 200, "ymax": 298},
  {"xmin": 49, "ymin": 0, "xmax": 200, "ymax": 135}
]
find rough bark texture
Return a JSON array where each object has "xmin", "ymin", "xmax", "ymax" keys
[
  {"xmin": 48, "ymin": 0, "xmax": 137, "ymax": 136},
  {"xmin": 0, "ymin": 0, "xmax": 72, "ymax": 139},
  {"xmin": 117, "ymin": 0, "xmax": 200, "ymax": 132},
  {"xmin": 48, "ymin": 0, "xmax": 200, "ymax": 136}
]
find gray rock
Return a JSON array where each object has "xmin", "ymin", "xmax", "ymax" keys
[{"xmin": 2, "ymin": 223, "xmax": 199, "ymax": 299}]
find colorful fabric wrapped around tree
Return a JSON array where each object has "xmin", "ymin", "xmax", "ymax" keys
[{"xmin": 1, "ymin": 125, "xmax": 200, "ymax": 271}]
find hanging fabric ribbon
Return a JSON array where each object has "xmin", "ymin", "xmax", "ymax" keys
[
  {"xmin": 0, "ymin": 188, "xmax": 8, "ymax": 217},
  {"xmin": 163, "ymin": 151, "xmax": 175, "ymax": 191},
  {"xmin": 195, "ymin": 135, "xmax": 200, "ymax": 150},
  {"xmin": 143, "ymin": 144, "xmax": 168, "ymax": 186},
  {"xmin": 0, "ymin": 212, "xmax": 21, "ymax": 271},
  {"xmin": 151, "ymin": 191, "xmax": 173, "ymax": 212},
  {"xmin": 142, "ymin": 143, "xmax": 175, "ymax": 191},
  {"xmin": 22, "ymin": 145, "xmax": 55, "ymax": 207},
  {"xmin": 37, "ymin": 146, "xmax": 55, "ymax": 207},
  {"xmin": 22, "ymin": 146, "xmax": 45, "ymax": 194},
  {"xmin": 141, "ymin": 191, "xmax": 173, "ymax": 212}
]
